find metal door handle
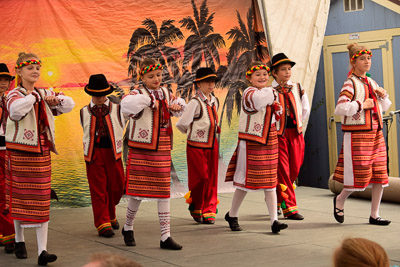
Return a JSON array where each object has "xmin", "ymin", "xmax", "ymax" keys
[{"xmin": 329, "ymin": 116, "xmax": 335, "ymax": 130}]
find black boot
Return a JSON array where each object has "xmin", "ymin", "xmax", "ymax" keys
[
  {"xmin": 271, "ymin": 220, "xmax": 288, "ymax": 233},
  {"xmin": 4, "ymin": 242, "xmax": 15, "ymax": 253},
  {"xmin": 160, "ymin": 237, "xmax": 182, "ymax": 250},
  {"xmin": 14, "ymin": 242, "xmax": 27, "ymax": 259},
  {"xmin": 224, "ymin": 212, "xmax": 242, "ymax": 231},
  {"xmin": 38, "ymin": 250, "xmax": 57, "ymax": 266},
  {"xmin": 122, "ymin": 228, "xmax": 136, "ymax": 246}
]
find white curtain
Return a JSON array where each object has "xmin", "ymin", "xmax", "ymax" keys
[{"xmin": 259, "ymin": 0, "xmax": 330, "ymax": 131}]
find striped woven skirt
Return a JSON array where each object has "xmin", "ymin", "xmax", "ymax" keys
[
  {"xmin": 226, "ymin": 125, "xmax": 279, "ymax": 190},
  {"xmin": 333, "ymin": 115, "xmax": 388, "ymax": 190},
  {"xmin": 6, "ymin": 144, "xmax": 52, "ymax": 223},
  {"xmin": 126, "ymin": 129, "xmax": 171, "ymax": 199}
]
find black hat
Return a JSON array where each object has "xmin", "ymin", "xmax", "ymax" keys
[
  {"xmin": 84, "ymin": 74, "xmax": 114, "ymax": 96},
  {"xmin": 270, "ymin": 53, "xmax": 296, "ymax": 70},
  {"xmin": 194, "ymin": 67, "xmax": 218, "ymax": 83},
  {"xmin": 0, "ymin": 63, "xmax": 14, "ymax": 80}
]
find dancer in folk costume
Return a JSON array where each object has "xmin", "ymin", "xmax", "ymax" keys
[
  {"xmin": 176, "ymin": 67, "xmax": 220, "ymax": 224},
  {"xmin": 333, "ymin": 43, "xmax": 391, "ymax": 225},
  {"xmin": 225, "ymin": 61, "xmax": 288, "ymax": 233},
  {"xmin": 120, "ymin": 58, "xmax": 185, "ymax": 250},
  {"xmin": 5, "ymin": 52, "xmax": 75, "ymax": 265},
  {"xmin": 0, "ymin": 63, "xmax": 15, "ymax": 254},
  {"xmin": 270, "ymin": 53, "xmax": 310, "ymax": 220},
  {"xmin": 80, "ymin": 74, "xmax": 125, "ymax": 237}
]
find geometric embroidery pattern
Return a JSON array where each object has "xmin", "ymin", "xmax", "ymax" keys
[
  {"xmin": 138, "ymin": 128, "xmax": 149, "ymax": 139},
  {"xmin": 23, "ymin": 129, "xmax": 35, "ymax": 141},
  {"xmin": 253, "ymin": 122, "xmax": 262, "ymax": 132}
]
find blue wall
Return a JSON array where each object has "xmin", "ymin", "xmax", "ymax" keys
[
  {"xmin": 300, "ymin": 0, "xmax": 400, "ymax": 188},
  {"xmin": 326, "ymin": 0, "xmax": 400, "ymax": 35}
]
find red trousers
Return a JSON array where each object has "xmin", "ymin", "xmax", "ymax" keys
[
  {"xmin": 277, "ymin": 128, "xmax": 305, "ymax": 217},
  {"xmin": 86, "ymin": 148, "xmax": 125, "ymax": 233},
  {"xmin": 0, "ymin": 150, "xmax": 15, "ymax": 244},
  {"xmin": 187, "ymin": 139, "xmax": 219, "ymax": 221}
]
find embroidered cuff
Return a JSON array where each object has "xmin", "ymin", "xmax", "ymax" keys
[
  {"xmin": 149, "ymin": 94, "xmax": 155, "ymax": 109},
  {"xmin": 356, "ymin": 100, "xmax": 362, "ymax": 112}
]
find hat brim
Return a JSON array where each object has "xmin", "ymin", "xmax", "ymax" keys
[
  {"xmin": 84, "ymin": 84, "xmax": 115, "ymax": 96},
  {"xmin": 0, "ymin": 73, "xmax": 14, "ymax": 80},
  {"xmin": 271, "ymin": 59, "xmax": 296, "ymax": 70},
  {"xmin": 194, "ymin": 75, "xmax": 219, "ymax": 83}
]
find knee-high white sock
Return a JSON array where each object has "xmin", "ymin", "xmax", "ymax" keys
[
  {"xmin": 124, "ymin": 198, "xmax": 141, "ymax": 231},
  {"xmin": 229, "ymin": 189, "xmax": 247, "ymax": 217},
  {"xmin": 371, "ymin": 184, "xmax": 384, "ymax": 218},
  {"xmin": 158, "ymin": 200, "xmax": 170, "ymax": 242},
  {"xmin": 264, "ymin": 190, "xmax": 278, "ymax": 224},
  {"xmin": 336, "ymin": 189, "xmax": 353, "ymax": 210},
  {"xmin": 36, "ymin": 222, "xmax": 49, "ymax": 256},
  {"xmin": 14, "ymin": 220, "xmax": 25, "ymax": 242}
]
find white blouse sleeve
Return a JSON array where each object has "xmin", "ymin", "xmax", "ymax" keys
[
  {"xmin": 334, "ymin": 80, "xmax": 361, "ymax": 117},
  {"xmin": 176, "ymin": 100, "xmax": 199, "ymax": 133},
  {"xmin": 243, "ymin": 87, "xmax": 274, "ymax": 112},
  {"xmin": 53, "ymin": 94, "xmax": 75, "ymax": 115},
  {"xmin": 121, "ymin": 90, "xmax": 153, "ymax": 117},
  {"xmin": 7, "ymin": 91, "xmax": 36, "ymax": 121},
  {"xmin": 301, "ymin": 92, "xmax": 311, "ymax": 121}
]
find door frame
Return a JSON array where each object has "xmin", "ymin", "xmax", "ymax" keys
[{"xmin": 323, "ymin": 28, "xmax": 399, "ymax": 176}]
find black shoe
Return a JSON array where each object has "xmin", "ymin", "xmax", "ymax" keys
[
  {"xmin": 202, "ymin": 218, "xmax": 215, "ymax": 224},
  {"xmin": 4, "ymin": 242, "xmax": 15, "ymax": 253},
  {"xmin": 224, "ymin": 212, "xmax": 242, "ymax": 231},
  {"xmin": 111, "ymin": 220, "xmax": 120, "ymax": 230},
  {"xmin": 99, "ymin": 229, "xmax": 115, "ymax": 238},
  {"xmin": 38, "ymin": 250, "xmax": 57, "ymax": 266},
  {"xmin": 271, "ymin": 220, "xmax": 288, "ymax": 233},
  {"xmin": 192, "ymin": 217, "xmax": 202, "ymax": 223},
  {"xmin": 369, "ymin": 216, "xmax": 391, "ymax": 226},
  {"xmin": 333, "ymin": 196, "xmax": 344, "ymax": 223},
  {"xmin": 122, "ymin": 228, "xmax": 136, "ymax": 246},
  {"xmin": 286, "ymin": 213, "xmax": 304, "ymax": 220},
  {"xmin": 160, "ymin": 237, "xmax": 182, "ymax": 250},
  {"xmin": 14, "ymin": 242, "xmax": 27, "ymax": 259}
]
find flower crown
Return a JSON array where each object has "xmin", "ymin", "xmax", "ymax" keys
[
  {"xmin": 15, "ymin": 59, "xmax": 42, "ymax": 69},
  {"xmin": 246, "ymin": 64, "xmax": 270, "ymax": 78},
  {"xmin": 350, "ymin": 49, "xmax": 372, "ymax": 62},
  {"xmin": 139, "ymin": 64, "xmax": 163, "ymax": 77}
]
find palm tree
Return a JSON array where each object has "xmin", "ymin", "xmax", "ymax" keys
[
  {"xmin": 219, "ymin": 5, "xmax": 269, "ymax": 129},
  {"xmin": 127, "ymin": 18, "xmax": 184, "ymax": 84},
  {"xmin": 176, "ymin": 0, "xmax": 226, "ymax": 100}
]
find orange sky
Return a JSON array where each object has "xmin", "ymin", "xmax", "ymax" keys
[{"xmin": 0, "ymin": 0, "xmax": 261, "ymax": 88}]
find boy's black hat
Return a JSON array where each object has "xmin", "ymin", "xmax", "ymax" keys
[
  {"xmin": 194, "ymin": 67, "xmax": 219, "ymax": 83},
  {"xmin": 270, "ymin": 53, "xmax": 296, "ymax": 70},
  {"xmin": 84, "ymin": 74, "xmax": 114, "ymax": 96},
  {"xmin": 0, "ymin": 63, "xmax": 14, "ymax": 80}
]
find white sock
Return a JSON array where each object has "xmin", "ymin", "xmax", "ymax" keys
[
  {"xmin": 14, "ymin": 220, "xmax": 25, "ymax": 242},
  {"xmin": 36, "ymin": 222, "xmax": 48, "ymax": 256},
  {"xmin": 229, "ymin": 189, "xmax": 247, "ymax": 217},
  {"xmin": 158, "ymin": 200, "xmax": 170, "ymax": 242},
  {"xmin": 371, "ymin": 184, "xmax": 384, "ymax": 219},
  {"xmin": 336, "ymin": 189, "xmax": 353, "ymax": 210},
  {"xmin": 124, "ymin": 199, "xmax": 141, "ymax": 231},
  {"xmin": 264, "ymin": 190, "xmax": 278, "ymax": 224}
]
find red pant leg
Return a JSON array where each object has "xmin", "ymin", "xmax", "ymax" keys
[
  {"xmin": 104, "ymin": 155, "xmax": 125, "ymax": 221},
  {"xmin": 201, "ymin": 140, "xmax": 219, "ymax": 221},
  {"xmin": 86, "ymin": 148, "xmax": 120, "ymax": 233},
  {"xmin": 277, "ymin": 129, "xmax": 305, "ymax": 217},
  {"xmin": 0, "ymin": 150, "xmax": 14, "ymax": 243}
]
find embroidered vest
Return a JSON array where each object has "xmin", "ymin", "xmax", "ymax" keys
[
  {"xmin": 187, "ymin": 95, "xmax": 219, "ymax": 148},
  {"xmin": 275, "ymin": 83, "xmax": 303, "ymax": 135},
  {"xmin": 128, "ymin": 87, "xmax": 171, "ymax": 150},
  {"xmin": 341, "ymin": 76, "xmax": 383, "ymax": 131},
  {"xmin": 238, "ymin": 88, "xmax": 273, "ymax": 144},
  {"xmin": 6, "ymin": 87, "xmax": 57, "ymax": 154},
  {"xmin": 81, "ymin": 102, "xmax": 124, "ymax": 162}
]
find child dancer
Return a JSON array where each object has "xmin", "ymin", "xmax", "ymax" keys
[
  {"xmin": 225, "ymin": 61, "xmax": 288, "ymax": 233},
  {"xmin": 80, "ymin": 74, "xmax": 125, "ymax": 237},
  {"xmin": 120, "ymin": 58, "xmax": 185, "ymax": 250},
  {"xmin": 0, "ymin": 63, "xmax": 15, "ymax": 254},
  {"xmin": 176, "ymin": 67, "xmax": 220, "ymax": 224},
  {"xmin": 270, "ymin": 53, "xmax": 310, "ymax": 220},
  {"xmin": 6, "ymin": 52, "xmax": 75, "ymax": 265},
  {"xmin": 333, "ymin": 43, "xmax": 391, "ymax": 225}
]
